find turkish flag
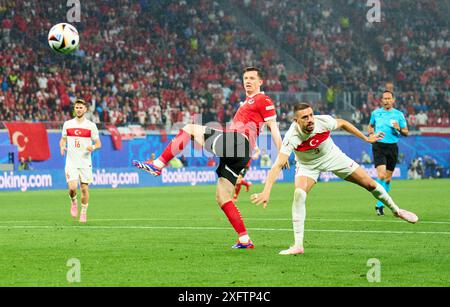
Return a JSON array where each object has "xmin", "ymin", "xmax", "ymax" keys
[
  {"xmin": 106, "ymin": 124, "xmax": 122, "ymax": 150},
  {"xmin": 3, "ymin": 122, "xmax": 51, "ymax": 161}
]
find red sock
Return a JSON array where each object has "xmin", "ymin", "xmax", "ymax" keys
[
  {"xmin": 241, "ymin": 179, "xmax": 250, "ymax": 188},
  {"xmin": 234, "ymin": 183, "xmax": 242, "ymax": 199},
  {"xmin": 221, "ymin": 201, "xmax": 247, "ymax": 236},
  {"xmin": 159, "ymin": 129, "xmax": 191, "ymax": 164}
]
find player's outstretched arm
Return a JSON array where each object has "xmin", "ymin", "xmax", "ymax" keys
[
  {"xmin": 337, "ymin": 119, "xmax": 384, "ymax": 143},
  {"xmin": 251, "ymin": 152, "xmax": 289, "ymax": 208}
]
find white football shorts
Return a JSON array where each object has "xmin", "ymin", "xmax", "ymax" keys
[
  {"xmin": 65, "ymin": 166, "xmax": 93, "ymax": 184},
  {"xmin": 295, "ymin": 152, "xmax": 359, "ymax": 182}
]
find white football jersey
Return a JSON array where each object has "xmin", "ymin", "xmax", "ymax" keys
[
  {"xmin": 280, "ymin": 115, "xmax": 344, "ymax": 166},
  {"xmin": 62, "ymin": 118, "xmax": 99, "ymax": 169}
]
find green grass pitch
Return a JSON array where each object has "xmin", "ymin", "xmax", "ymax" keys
[{"xmin": 1, "ymin": 179, "xmax": 449, "ymax": 286}]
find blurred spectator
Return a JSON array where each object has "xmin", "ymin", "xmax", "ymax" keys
[
  {"xmin": 351, "ymin": 109, "xmax": 363, "ymax": 129},
  {"xmin": 361, "ymin": 150, "xmax": 372, "ymax": 164},
  {"xmin": 416, "ymin": 111, "xmax": 428, "ymax": 126},
  {"xmin": 18, "ymin": 156, "xmax": 30, "ymax": 170},
  {"xmin": 260, "ymin": 150, "xmax": 272, "ymax": 168},
  {"xmin": 180, "ymin": 155, "xmax": 188, "ymax": 167}
]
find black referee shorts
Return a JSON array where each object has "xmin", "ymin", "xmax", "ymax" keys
[
  {"xmin": 372, "ymin": 142, "xmax": 399, "ymax": 171},
  {"xmin": 204, "ymin": 128, "xmax": 251, "ymax": 185}
]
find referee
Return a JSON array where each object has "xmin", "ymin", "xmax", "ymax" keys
[{"xmin": 368, "ymin": 90, "xmax": 408, "ymax": 215}]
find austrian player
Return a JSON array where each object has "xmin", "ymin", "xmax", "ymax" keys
[
  {"xmin": 133, "ymin": 67, "xmax": 284, "ymax": 249},
  {"xmin": 60, "ymin": 99, "xmax": 101, "ymax": 223},
  {"xmin": 233, "ymin": 145, "xmax": 260, "ymax": 202},
  {"xmin": 251, "ymin": 103, "xmax": 418, "ymax": 255}
]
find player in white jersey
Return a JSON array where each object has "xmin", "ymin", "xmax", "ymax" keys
[
  {"xmin": 251, "ymin": 103, "xmax": 418, "ymax": 255},
  {"xmin": 60, "ymin": 99, "xmax": 101, "ymax": 223}
]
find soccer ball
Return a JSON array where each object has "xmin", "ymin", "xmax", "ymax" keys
[{"xmin": 48, "ymin": 23, "xmax": 79, "ymax": 55}]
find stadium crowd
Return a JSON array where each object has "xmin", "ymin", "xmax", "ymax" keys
[
  {"xmin": 237, "ymin": 0, "xmax": 449, "ymax": 129},
  {"xmin": 0, "ymin": 0, "xmax": 448, "ymax": 131}
]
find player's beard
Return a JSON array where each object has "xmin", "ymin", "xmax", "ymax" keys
[{"xmin": 305, "ymin": 123, "xmax": 314, "ymax": 133}]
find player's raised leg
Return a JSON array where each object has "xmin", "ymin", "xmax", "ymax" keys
[
  {"xmin": 216, "ymin": 178, "xmax": 253, "ymax": 249},
  {"xmin": 79, "ymin": 183, "xmax": 89, "ymax": 223},
  {"xmin": 279, "ymin": 176, "xmax": 315, "ymax": 255},
  {"xmin": 68, "ymin": 180, "xmax": 78, "ymax": 218},
  {"xmin": 345, "ymin": 167, "xmax": 418, "ymax": 223},
  {"xmin": 132, "ymin": 124, "xmax": 206, "ymax": 175}
]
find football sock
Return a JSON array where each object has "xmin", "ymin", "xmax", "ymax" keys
[
  {"xmin": 371, "ymin": 183, "xmax": 399, "ymax": 213},
  {"xmin": 221, "ymin": 201, "xmax": 248, "ymax": 241},
  {"xmin": 385, "ymin": 181, "xmax": 391, "ymax": 192},
  {"xmin": 81, "ymin": 203, "xmax": 88, "ymax": 215},
  {"xmin": 292, "ymin": 189, "xmax": 307, "ymax": 248},
  {"xmin": 159, "ymin": 129, "xmax": 191, "ymax": 165},
  {"xmin": 70, "ymin": 195, "xmax": 77, "ymax": 202},
  {"xmin": 241, "ymin": 179, "xmax": 250, "ymax": 189}
]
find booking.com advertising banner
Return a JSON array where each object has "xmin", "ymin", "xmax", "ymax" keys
[{"xmin": 0, "ymin": 165, "xmax": 407, "ymax": 192}]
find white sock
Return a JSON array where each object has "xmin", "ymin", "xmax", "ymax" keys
[
  {"xmin": 81, "ymin": 203, "xmax": 88, "ymax": 214},
  {"xmin": 371, "ymin": 183, "xmax": 399, "ymax": 213},
  {"xmin": 292, "ymin": 188, "xmax": 307, "ymax": 249},
  {"xmin": 239, "ymin": 234, "xmax": 250, "ymax": 244},
  {"xmin": 154, "ymin": 159, "xmax": 165, "ymax": 168}
]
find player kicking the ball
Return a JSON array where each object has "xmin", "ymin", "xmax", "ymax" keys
[
  {"xmin": 232, "ymin": 145, "xmax": 260, "ymax": 202},
  {"xmin": 251, "ymin": 103, "xmax": 418, "ymax": 255},
  {"xmin": 60, "ymin": 99, "xmax": 101, "ymax": 223},
  {"xmin": 132, "ymin": 67, "xmax": 283, "ymax": 249}
]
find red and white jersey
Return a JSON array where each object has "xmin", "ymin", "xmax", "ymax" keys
[
  {"xmin": 229, "ymin": 92, "xmax": 276, "ymax": 148},
  {"xmin": 280, "ymin": 115, "xmax": 343, "ymax": 165},
  {"xmin": 62, "ymin": 118, "xmax": 99, "ymax": 168}
]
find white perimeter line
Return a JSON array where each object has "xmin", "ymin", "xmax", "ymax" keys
[
  {"xmin": 1, "ymin": 218, "xmax": 449, "ymax": 225},
  {"xmin": 0, "ymin": 225, "xmax": 449, "ymax": 235}
]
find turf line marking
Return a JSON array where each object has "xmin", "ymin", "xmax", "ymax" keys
[
  {"xmin": 66, "ymin": 218, "xmax": 450, "ymax": 225},
  {"xmin": 0, "ymin": 225, "xmax": 449, "ymax": 235},
  {"xmin": 1, "ymin": 218, "xmax": 450, "ymax": 225}
]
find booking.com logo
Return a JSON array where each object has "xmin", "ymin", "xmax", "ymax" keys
[{"xmin": 0, "ymin": 172, "xmax": 53, "ymax": 191}]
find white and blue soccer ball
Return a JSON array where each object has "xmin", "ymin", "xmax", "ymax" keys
[{"xmin": 48, "ymin": 23, "xmax": 79, "ymax": 55}]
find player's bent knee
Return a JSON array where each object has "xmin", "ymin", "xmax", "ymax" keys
[{"xmin": 293, "ymin": 188, "xmax": 307, "ymax": 203}]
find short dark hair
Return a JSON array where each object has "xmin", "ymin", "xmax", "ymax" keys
[
  {"xmin": 243, "ymin": 66, "xmax": 263, "ymax": 79},
  {"xmin": 294, "ymin": 103, "xmax": 312, "ymax": 113},
  {"xmin": 381, "ymin": 90, "xmax": 394, "ymax": 98},
  {"xmin": 74, "ymin": 98, "xmax": 87, "ymax": 106}
]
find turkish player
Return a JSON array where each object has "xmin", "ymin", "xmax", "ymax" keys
[
  {"xmin": 133, "ymin": 67, "xmax": 283, "ymax": 249},
  {"xmin": 251, "ymin": 103, "xmax": 418, "ymax": 255},
  {"xmin": 60, "ymin": 99, "xmax": 101, "ymax": 223}
]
